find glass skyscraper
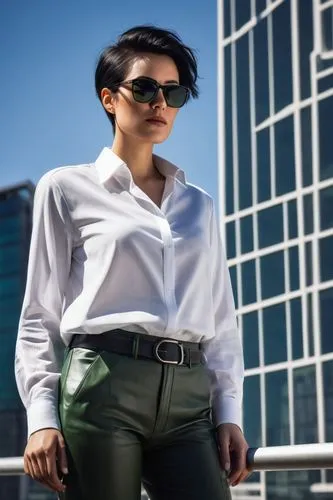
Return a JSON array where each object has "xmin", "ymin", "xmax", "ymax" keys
[
  {"xmin": 0, "ymin": 182, "xmax": 33, "ymax": 499},
  {"xmin": 0, "ymin": 182, "xmax": 56, "ymax": 499},
  {"xmin": 218, "ymin": 1, "xmax": 333, "ymax": 498}
]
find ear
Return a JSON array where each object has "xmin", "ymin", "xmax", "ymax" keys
[{"xmin": 101, "ymin": 87, "xmax": 116, "ymax": 114}]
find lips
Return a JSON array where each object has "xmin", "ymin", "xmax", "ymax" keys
[{"xmin": 146, "ymin": 117, "xmax": 167, "ymax": 125}]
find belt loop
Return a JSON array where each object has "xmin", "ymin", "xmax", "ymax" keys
[{"xmin": 132, "ymin": 334, "xmax": 139, "ymax": 360}]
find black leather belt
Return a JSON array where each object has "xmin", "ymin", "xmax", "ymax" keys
[{"xmin": 69, "ymin": 329, "xmax": 204, "ymax": 367}]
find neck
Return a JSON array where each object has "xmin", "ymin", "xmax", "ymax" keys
[{"xmin": 111, "ymin": 134, "xmax": 163, "ymax": 181}]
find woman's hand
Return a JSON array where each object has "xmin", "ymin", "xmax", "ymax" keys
[
  {"xmin": 217, "ymin": 423, "xmax": 250, "ymax": 487},
  {"xmin": 24, "ymin": 428, "xmax": 68, "ymax": 493}
]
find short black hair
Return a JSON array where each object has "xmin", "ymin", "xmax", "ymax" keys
[{"xmin": 95, "ymin": 25, "xmax": 199, "ymax": 133}]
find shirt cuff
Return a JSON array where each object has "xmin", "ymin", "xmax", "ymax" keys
[
  {"xmin": 212, "ymin": 395, "xmax": 243, "ymax": 432},
  {"xmin": 27, "ymin": 399, "xmax": 61, "ymax": 438}
]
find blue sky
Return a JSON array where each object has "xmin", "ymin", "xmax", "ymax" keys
[{"xmin": 0, "ymin": 0, "xmax": 218, "ymax": 201}]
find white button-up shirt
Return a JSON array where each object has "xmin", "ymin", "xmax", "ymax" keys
[{"xmin": 15, "ymin": 147, "xmax": 244, "ymax": 438}]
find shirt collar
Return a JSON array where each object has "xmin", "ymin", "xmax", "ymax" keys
[{"xmin": 94, "ymin": 147, "xmax": 186, "ymax": 186}]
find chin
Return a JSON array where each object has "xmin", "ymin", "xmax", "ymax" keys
[
  {"xmin": 139, "ymin": 130, "xmax": 171, "ymax": 144},
  {"xmin": 153, "ymin": 135, "xmax": 169, "ymax": 145}
]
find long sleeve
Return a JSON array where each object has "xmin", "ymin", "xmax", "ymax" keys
[
  {"xmin": 15, "ymin": 172, "xmax": 73, "ymax": 438},
  {"xmin": 203, "ymin": 198, "xmax": 244, "ymax": 430}
]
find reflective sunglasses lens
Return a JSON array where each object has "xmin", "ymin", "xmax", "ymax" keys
[
  {"xmin": 164, "ymin": 86, "xmax": 188, "ymax": 108},
  {"xmin": 132, "ymin": 80, "xmax": 157, "ymax": 103}
]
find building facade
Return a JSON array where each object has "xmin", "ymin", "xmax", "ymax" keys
[
  {"xmin": 218, "ymin": 1, "xmax": 333, "ymax": 499},
  {"xmin": 0, "ymin": 182, "xmax": 56, "ymax": 499}
]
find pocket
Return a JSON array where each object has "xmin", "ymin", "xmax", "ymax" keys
[
  {"xmin": 64, "ymin": 348, "xmax": 102, "ymax": 402},
  {"xmin": 62, "ymin": 348, "xmax": 123, "ymax": 408}
]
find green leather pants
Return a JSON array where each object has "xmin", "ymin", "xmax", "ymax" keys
[{"xmin": 58, "ymin": 347, "xmax": 231, "ymax": 500}]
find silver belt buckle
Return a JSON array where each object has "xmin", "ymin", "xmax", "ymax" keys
[{"xmin": 154, "ymin": 339, "xmax": 185, "ymax": 365}]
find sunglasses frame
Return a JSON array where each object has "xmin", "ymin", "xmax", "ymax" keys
[{"xmin": 120, "ymin": 76, "xmax": 189, "ymax": 108}]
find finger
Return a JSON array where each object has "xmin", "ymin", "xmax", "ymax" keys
[
  {"xmin": 57, "ymin": 435, "xmax": 68, "ymax": 475},
  {"xmin": 228, "ymin": 449, "xmax": 247, "ymax": 485},
  {"xmin": 218, "ymin": 437, "xmax": 231, "ymax": 473},
  {"xmin": 23, "ymin": 454, "xmax": 30, "ymax": 475},
  {"xmin": 29, "ymin": 452, "xmax": 43, "ymax": 482},
  {"xmin": 40, "ymin": 452, "xmax": 63, "ymax": 492},
  {"xmin": 32, "ymin": 452, "xmax": 57, "ymax": 492},
  {"xmin": 232, "ymin": 468, "xmax": 250, "ymax": 486},
  {"xmin": 49, "ymin": 451, "xmax": 66, "ymax": 493},
  {"xmin": 24, "ymin": 455, "xmax": 33, "ymax": 478}
]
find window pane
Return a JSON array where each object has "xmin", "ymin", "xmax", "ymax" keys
[
  {"xmin": 257, "ymin": 128, "xmax": 271, "ymax": 202},
  {"xmin": 226, "ymin": 221, "xmax": 236, "ymax": 259},
  {"xmin": 275, "ymin": 116, "xmax": 296, "ymax": 196},
  {"xmin": 320, "ymin": 236, "xmax": 333, "ymax": 282},
  {"xmin": 240, "ymin": 215, "xmax": 253, "ymax": 254},
  {"xmin": 320, "ymin": 288, "xmax": 333, "ymax": 354},
  {"xmin": 19, "ymin": 187, "xmax": 33, "ymax": 202},
  {"xmin": 243, "ymin": 375, "xmax": 261, "ymax": 447},
  {"xmin": 256, "ymin": 0, "xmax": 266, "ymax": 15},
  {"xmin": 323, "ymin": 360, "xmax": 333, "ymax": 441},
  {"xmin": 0, "ymin": 276, "xmax": 21, "ymax": 298},
  {"xmin": 229, "ymin": 265, "xmax": 238, "ymax": 309},
  {"xmin": 223, "ymin": 0, "xmax": 231, "ymax": 38},
  {"xmin": 322, "ymin": 6, "xmax": 333, "ymax": 51},
  {"xmin": 301, "ymin": 107, "xmax": 313, "ymax": 187},
  {"xmin": 272, "ymin": 2, "xmax": 293, "ymax": 112},
  {"xmin": 224, "ymin": 46, "xmax": 234, "ymax": 215},
  {"xmin": 236, "ymin": 35, "xmax": 252, "ymax": 210},
  {"xmin": 243, "ymin": 311, "xmax": 260, "ymax": 369},
  {"xmin": 318, "ymin": 73, "xmax": 333, "ymax": 94},
  {"xmin": 320, "ymin": 185, "xmax": 333, "ymax": 230},
  {"xmin": 319, "ymin": 96, "xmax": 333, "ymax": 181},
  {"xmin": 0, "ymin": 335, "xmax": 21, "ymax": 409},
  {"xmin": 289, "ymin": 246, "xmax": 300, "ymax": 291},
  {"xmin": 241, "ymin": 260, "xmax": 257, "ymax": 305},
  {"xmin": 288, "ymin": 199, "xmax": 298, "ymax": 240},
  {"xmin": 305, "ymin": 241, "xmax": 313, "ymax": 287},
  {"xmin": 303, "ymin": 193, "xmax": 313, "ymax": 235},
  {"xmin": 0, "ymin": 295, "xmax": 21, "ymax": 315},
  {"xmin": 266, "ymin": 370, "xmax": 289, "ymax": 445},
  {"xmin": 294, "ymin": 365, "xmax": 318, "ymax": 444},
  {"xmin": 0, "ymin": 245, "xmax": 21, "ymax": 276},
  {"xmin": 0, "ymin": 215, "xmax": 22, "ymax": 246},
  {"xmin": 263, "ymin": 303, "xmax": 287, "ymax": 365},
  {"xmin": 0, "ymin": 232, "xmax": 21, "ymax": 246},
  {"xmin": 290, "ymin": 297, "xmax": 303, "ymax": 359},
  {"xmin": 0, "ymin": 215, "xmax": 22, "ymax": 234},
  {"xmin": 261, "ymin": 251, "xmax": 285, "ymax": 299},
  {"xmin": 266, "ymin": 470, "xmax": 321, "ymax": 500},
  {"xmin": 0, "ymin": 308, "xmax": 20, "ymax": 330},
  {"xmin": 0, "ymin": 196, "xmax": 24, "ymax": 217},
  {"xmin": 235, "ymin": 0, "xmax": 251, "ymax": 30},
  {"xmin": 258, "ymin": 205, "xmax": 283, "ymax": 248},
  {"xmin": 298, "ymin": 1, "xmax": 313, "ymax": 100},
  {"xmin": 254, "ymin": 18, "xmax": 269, "ymax": 124},
  {"xmin": 308, "ymin": 293, "xmax": 315, "ymax": 357}
]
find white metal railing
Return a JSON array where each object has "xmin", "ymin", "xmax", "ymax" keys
[
  {"xmin": 248, "ymin": 442, "xmax": 333, "ymax": 470},
  {"xmin": 1, "ymin": 443, "xmax": 333, "ymax": 476}
]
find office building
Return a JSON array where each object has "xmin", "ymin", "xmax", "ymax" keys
[
  {"xmin": 0, "ymin": 182, "xmax": 56, "ymax": 499},
  {"xmin": 218, "ymin": 1, "xmax": 333, "ymax": 498}
]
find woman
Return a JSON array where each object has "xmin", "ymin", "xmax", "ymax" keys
[{"xmin": 15, "ymin": 25, "xmax": 249, "ymax": 500}]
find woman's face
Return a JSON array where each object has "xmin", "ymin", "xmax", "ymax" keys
[{"xmin": 102, "ymin": 53, "xmax": 181, "ymax": 144}]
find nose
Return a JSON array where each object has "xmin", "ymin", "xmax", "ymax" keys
[{"xmin": 151, "ymin": 88, "xmax": 167, "ymax": 110}]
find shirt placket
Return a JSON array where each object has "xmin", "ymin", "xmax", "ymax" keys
[
  {"xmin": 158, "ymin": 216, "xmax": 177, "ymax": 334},
  {"xmin": 130, "ymin": 178, "xmax": 177, "ymax": 335}
]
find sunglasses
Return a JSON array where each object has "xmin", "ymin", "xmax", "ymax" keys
[{"xmin": 120, "ymin": 77, "xmax": 189, "ymax": 108}]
